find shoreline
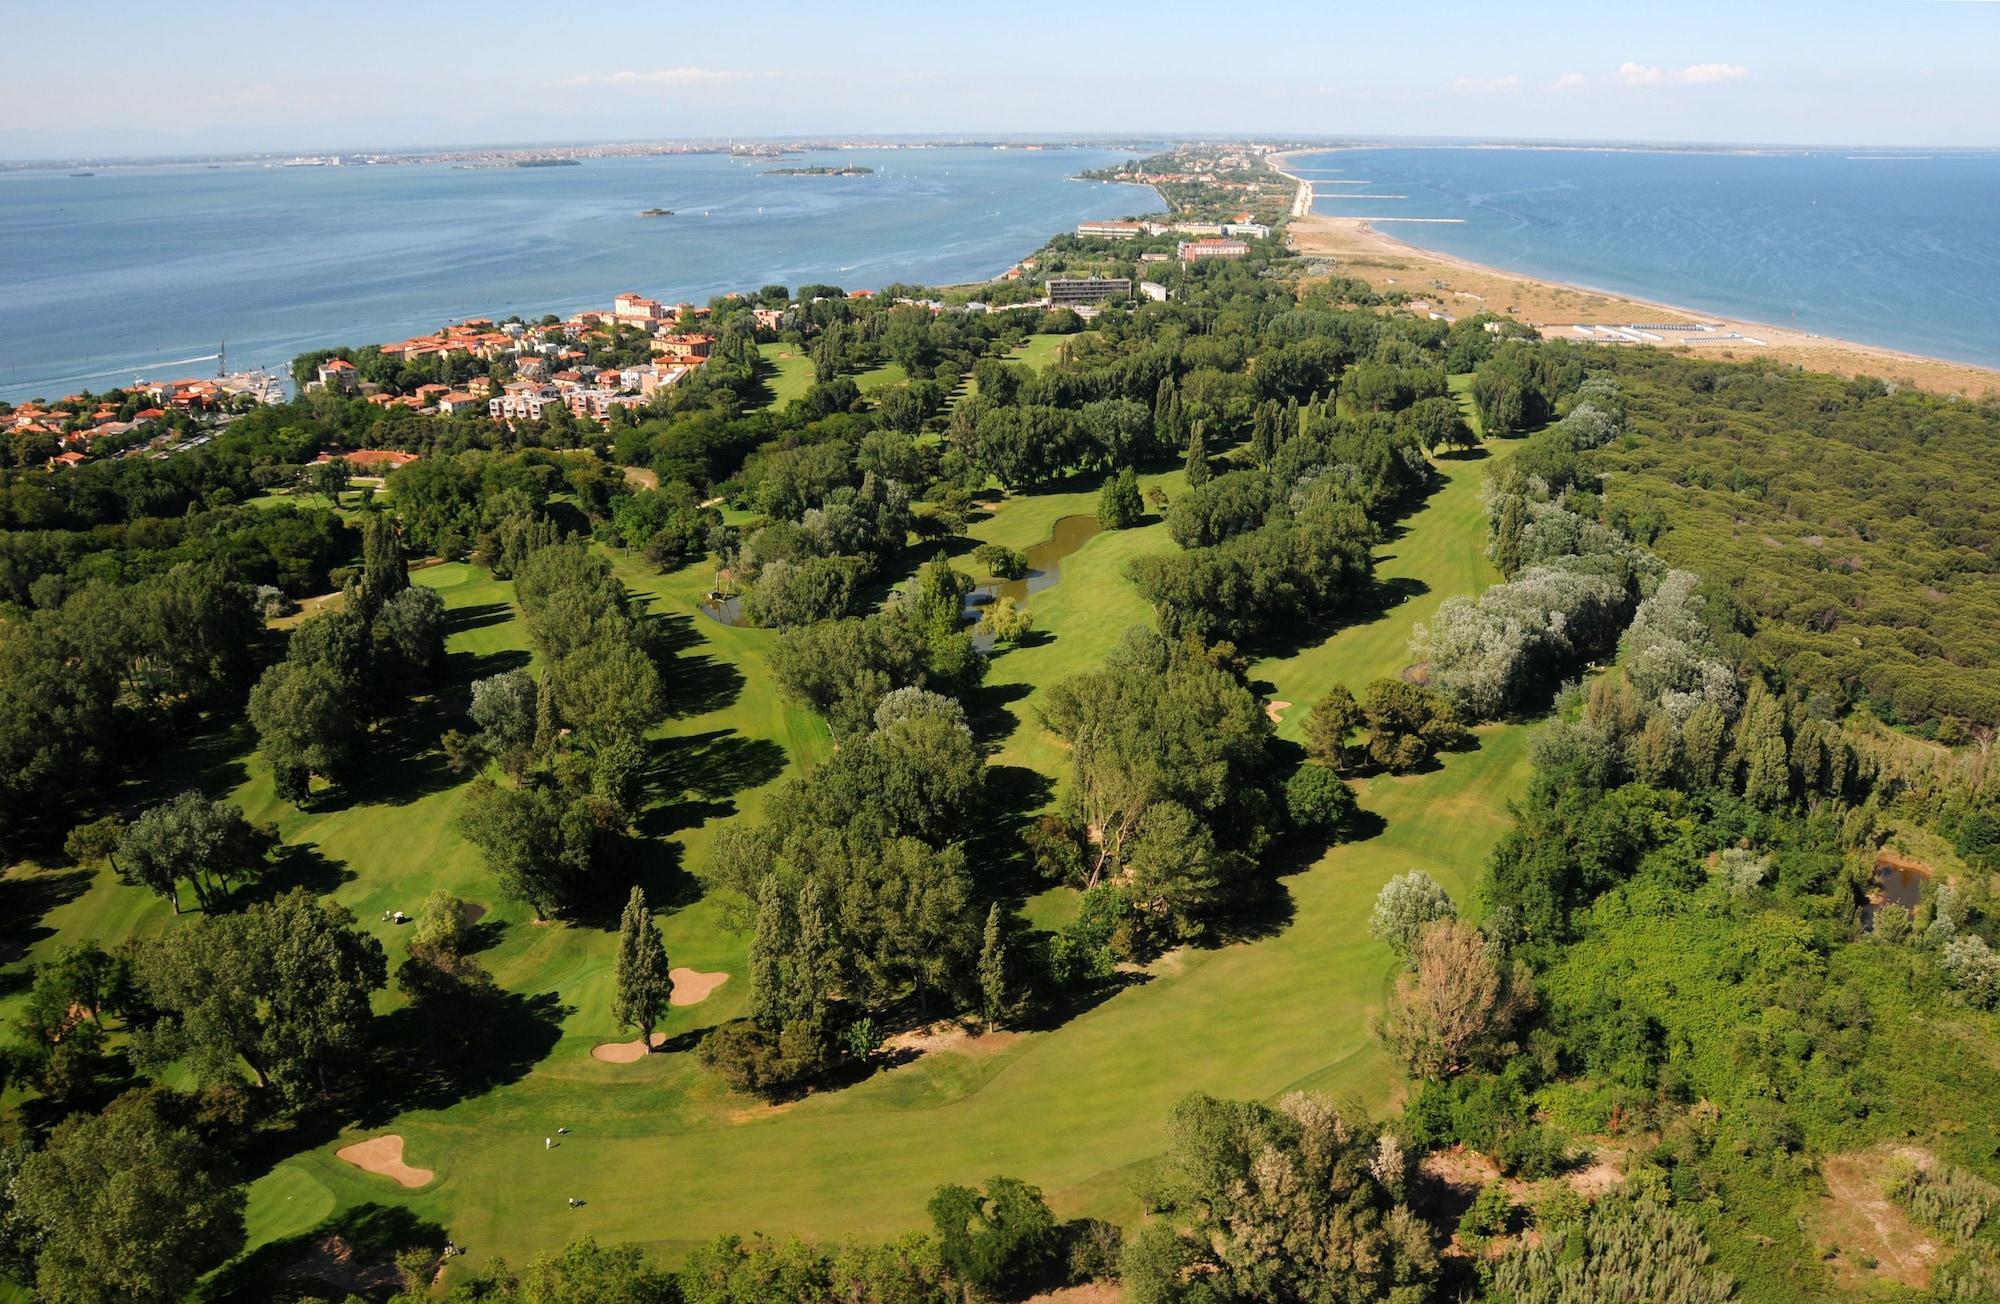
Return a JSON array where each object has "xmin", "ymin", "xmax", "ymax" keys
[{"xmin": 1270, "ymin": 154, "xmax": 2000, "ymax": 400}]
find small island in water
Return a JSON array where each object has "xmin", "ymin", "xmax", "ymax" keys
[{"xmin": 765, "ymin": 164, "xmax": 874, "ymax": 177}]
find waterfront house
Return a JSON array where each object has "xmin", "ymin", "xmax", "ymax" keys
[{"xmin": 1076, "ymin": 220, "xmax": 1147, "ymax": 239}]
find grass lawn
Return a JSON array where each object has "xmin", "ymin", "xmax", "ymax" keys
[
  {"xmin": 754, "ymin": 342, "xmax": 814, "ymax": 409},
  {"xmin": 853, "ymin": 360, "xmax": 908, "ymax": 394},
  {"xmin": 4, "ymin": 409, "xmax": 1536, "ymax": 1279},
  {"xmin": 1005, "ymin": 333, "xmax": 1072, "ymax": 370}
]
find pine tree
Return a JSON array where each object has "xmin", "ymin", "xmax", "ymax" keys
[
  {"xmin": 1184, "ymin": 420, "xmax": 1210, "ymax": 487},
  {"xmin": 978, "ymin": 904, "xmax": 1009, "ymax": 1031},
  {"xmin": 612, "ymin": 886, "xmax": 673, "ymax": 1050}
]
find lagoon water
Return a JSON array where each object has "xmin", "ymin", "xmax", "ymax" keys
[
  {"xmin": 0, "ymin": 148, "xmax": 1149, "ymax": 402},
  {"xmin": 1295, "ymin": 146, "xmax": 2000, "ymax": 370}
]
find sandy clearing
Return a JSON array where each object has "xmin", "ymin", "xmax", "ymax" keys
[
  {"xmin": 590, "ymin": 1031, "xmax": 669, "ymax": 1063},
  {"xmin": 335, "ymin": 1135, "xmax": 433, "ymax": 1188},
  {"xmin": 1816, "ymin": 1146, "xmax": 1938, "ymax": 1290},
  {"xmin": 1874, "ymin": 850, "xmax": 1934, "ymax": 875},
  {"xmin": 882, "ymin": 1022, "xmax": 1022, "ymax": 1062},
  {"xmin": 669, "ymin": 967, "xmax": 729, "ymax": 1005},
  {"xmin": 1265, "ymin": 699, "xmax": 1293, "ymax": 724}
]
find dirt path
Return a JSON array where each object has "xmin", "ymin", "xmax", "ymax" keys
[{"xmin": 335, "ymin": 1135, "xmax": 433, "ymax": 1187}]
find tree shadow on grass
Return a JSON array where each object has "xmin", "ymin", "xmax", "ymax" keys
[
  {"xmin": 444, "ymin": 600, "xmax": 515, "ymax": 639},
  {"xmin": 198, "ymin": 1202, "xmax": 445, "ymax": 1304},
  {"xmin": 667, "ymin": 651, "xmax": 746, "ymax": 721},
  {"xmin": 237, "ymin": 844, "xmax": 356, "ymax": 906},
  {"xmin": 1011, "ymin": 968, "xmax": 1154, "ymax": 1035},
  {"xmin": 965, "ymin": 679, "xmax": 1035, "ymax": 746},
  {"xmin": 438, "ymin": 647, "xmax": 530, "ymax": 701},
  {"xmin": 344, "ymin": 711, "xmax": 461, "ymax": 811},
  {"xmin": 961, "ymin": 764, "xmax": 1056, "ymax": 902},
  {"xmin": 0, "ymin": 866, "xmax": 96, "ymax": 969},
  {"xmin": 643, "ymin": 731, "xmax": 787, "ymax": 839},
  {"xmin": 358, "ymin": 988, "xmax": 571, "ymax": 1124},
  {"xmin": 626, "ymin": 835, "xmax": 699, "ymax": 914},
  {"xmin": 1231, "ymin": 576, "xmax": 1432, "ymax": 667}
]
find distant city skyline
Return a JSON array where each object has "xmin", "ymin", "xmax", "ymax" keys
[{"xmin": 2, "ymin": 0, "xmax": 1997, "ymax": 159}]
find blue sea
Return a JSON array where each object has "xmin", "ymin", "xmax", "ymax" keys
[
  {"xmin": 0, "ymin": 148, "xmax": 1150, "ymax": 402},
  {"xmin": 1293, "ymin": 146, "xmax": 2000, "ymax": 370}
]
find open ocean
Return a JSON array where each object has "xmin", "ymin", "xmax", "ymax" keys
[
  {"xmin": 1293, "ymin": 146, "xmax": 2000, "ymax": 370},
  {"xmin": 0, "ymin": 147, "xmax": 1150, "ymax": 402}
]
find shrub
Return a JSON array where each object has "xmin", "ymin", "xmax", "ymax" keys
[
  {"xmin": 1457, "ymin": 1181, "xmax": 1514, "ymax": 1248},
  {"xmin": 973, "ymin": 543, "xmax": 1028, "ymax": 579},
  {"xmin": 1096, "ymin": 467, "xmax": 1145, "ymax": 530},
  {"xmin": 1895, "ymin": 1162, "xmax": 2000, "ymax": 1240},
  {"xmin": 1369, "ymin": 871, "xmax": 1456, "ymax": 961},
  {"xmin": 1285, "ymin": 765, "xmax": 1356, "ymax": 836}
]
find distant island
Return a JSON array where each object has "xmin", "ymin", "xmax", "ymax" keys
[
  {"xmin": 765, "ymin": 164, "xmax": 874, "ymax": 177},
  {"xmin": 514, "ymin": 157, "xmax": 581, "ymax": 168},
  {"xmin": 639, "ymin": 207, "xmax": 674, "ymax": 218}
]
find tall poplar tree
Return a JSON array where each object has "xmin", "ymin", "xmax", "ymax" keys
[
  {"xmin": 612, "ymin": 886, "xmax": 673, "ymax": 1051},
  {"xmin": 979, "ymin": 904, "xmax": 1009, "ymax": 1031},
  {"xmin": 1184, "ymin": 420, "xmax": 1211, "ymax": 487}
]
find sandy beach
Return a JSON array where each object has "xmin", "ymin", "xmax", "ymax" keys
[{"xmin": 1270, "ymin": 154, "xmax": 2000, "ymax": 401}]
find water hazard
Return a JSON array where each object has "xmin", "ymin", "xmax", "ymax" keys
[
  {"xmin": 967, "ymin": 513, "xmax": 1102, "ymax": 611},
  {"xmin": 695, "ymin": 511, "xmax": 1103, "ymax": 631},
  {"xmin": 1863, "ymin": 851, "xmax": 1932, "ymax": 929}
]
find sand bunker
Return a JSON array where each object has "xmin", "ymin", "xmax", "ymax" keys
[
  {"xmin": 336, "ymin": 1135, "xmax": 433, "ymax": 1188},
  {"xmin": 669, "ymin": 967, "xmax": 729, "ymax": 1005},
  {"xmin": 590, "ymin": 1031, "xmax": 668, "ymax": 1063},
  {"xmin": 1264, "ymin": 700, "xmax": 1292, "ymax": 724}
]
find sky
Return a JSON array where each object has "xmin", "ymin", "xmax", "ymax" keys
[{"xmin": 2, "ymin": 0, "xmax": 1997, "ymax": 158}]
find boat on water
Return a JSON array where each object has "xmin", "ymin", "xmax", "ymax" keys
[
  {"xmin": 69, "ymin": 171, "xmax": 94, "ymax": 177},
  {"xmin": 639, "ymin": 207, "xmax": 675, "ymax": 218}
]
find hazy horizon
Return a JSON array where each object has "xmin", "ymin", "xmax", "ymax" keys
[{"xmin": 3, "ymin": 0, "xmax": 1996, "ymax": 159}]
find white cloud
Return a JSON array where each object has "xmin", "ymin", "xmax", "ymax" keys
[
  {"xmin": 549, "ymin": 67, "xmax": 749, "ymax": 89},
  {"xmin": 1551, "ymin": 71, "xmax": 1590, "ymax": 91},
  {"xmin": 1620, "ymin": 61, "xmax": 1748, "ymax": 87},
  {"xmin": 1675, "ymin": 62, "xmax": 1750, "ymax": 84},
  {"xmin": 1452, "ymin": 74, "xmax": 1525, "ymax": 93}
]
